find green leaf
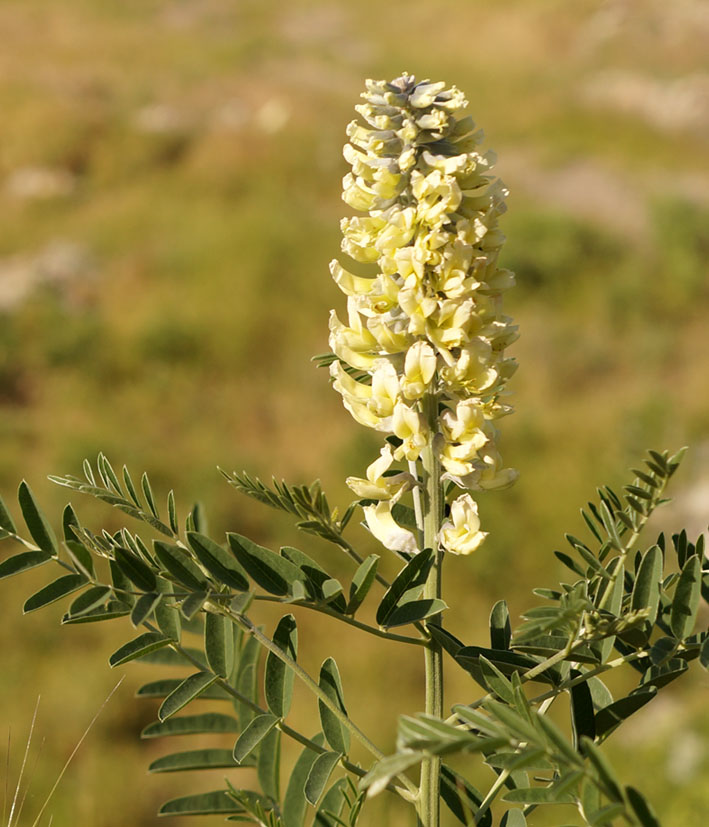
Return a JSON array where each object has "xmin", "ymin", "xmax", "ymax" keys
[
  {"xmin": 699, "ymin": 636, "xmax": 709, "ymax": 671},
  {"xmin": 23, "ymin": 573, "xmax": 87, "ymax": 613},
  {"xmin": 440, "ymin": 764, "xmax": 490, "ymax": 827},
  {"xmin": 585, "ymin": 677, "xmax": 614, "ymax": 711},
  {"xmin": 485, "ymin": 749, "xmax": 552, "ymax": 772},
  {"xmin": 64, "ymin": 540, "xmax": 95, "ymax": 580},
  {"xmin": 640, "ymin": 658, "xmax": 688, "ymax": 690},
  {"xmin": 376, "ymin": 549, "xmax": 433, "ymax": 626},
  {"xmin": 61, "ymin": 503, "xmax": 80, "ymax": 543},
  {"xmin": 149, "ymin": 748, "xmax": 240, "ymax": 773},
  {"xmin": 136, "ymin": 678, "xmax": 229, "ymax": 701},
  {"xmin": 490, "ymin": 600, "xmax": 511, "ymax": 650},
  {"xmin": 305, "ymin": 751, "xmax": 341, "ymax": 805},
  {"xmin": 68, "ymin": 586, "xmax": 112, "ymax": 618},
  {"xmin": 257, "ymin": 726, "xmax": 281, "ymax": 802},
  {"xmin": 142, "ymin": 712, "xmax": 239, "ymax": 738},
  {"xmin": 154, "ymin": 576, "xmax": 181, "ymax": 641},
  {"xmin": 109, "ymin": 631, "xmax": 170, "ymax": 667},
  {"xmin": 318, "ymin": 657, "xmax": 349, "ymax": 755},
  {"xmin": 484, "ymin": 700, "xmax": 540, "ymax": 745},
  {"xmin": 398, "ymin": 714, "xmax": 477, "ymax": 753},
  {"xmin": 0, "ymin": 550, "xmax": 52, "ymax": 580},
  {"xmin": 281, "ymin": 546, "xmax": 347, "ymax": 612},
  {"xmin": 234, "ymin": 635, "xmax": 260, "ymax": 731},
  {"xmin": 167, "ymin": 490, "xmax": 178, "ymax": 535},
  {"xmin": 180, "ymin": 591, "xmax": 208, "ymax": 616},
  {"xmin": 227, "ymin": 533, "xmax": 304, "ymax": 596},
  {"xmin": 180, "ymin": 590, "xmax": 206, "ymax": 620},
  {"xmin": 233, "ymin": 714, "xmax": 279, "ymax": 764},
  {"xmin": 141, "ymin": 471, "xmax": 159, "ymax": 518},
  {"xmin": 130, "ymin": 591, "xmax": 161, "ymax": 627},
  {"xmin": 594, "ymin": 689, "xmax": 657, "ymax": 741},
  {"xmin": 314, "ymin": 777, "xmax": 348, "ymax": 827},
  {"xmin": 62, "ymin": 601, "xmax": 131, "ymax": 625},
  {"xmin": 359, "ymin": 751, "xmax": 425, "ymax": 796},
  {"xmin": 500, "ymin": 810, "xmax": 527, "ymax": 827},
  {"xmin": 626, "ymin": 786, "xmax": 661, "ymax": 827},
  {"xmin": 137, "ymin": 644, "xmax": 205, "ymax": 667},
  {"xmin": 187, "ymin": 532, "xmax": 249, "ymax": 591},
  {"xmin": 428, "ymin": 625, "xmax": 464, "ymax": 659},
  {"xmin": 587, "ymin": 804, "xmax": 627, "ymax": 825},
  {"xmin": 503, "ymin": 787, "xmax": 575, "ymax": 805},
  {"xmin": 0, "ymin": 493, "xmax": 17, "ymax": 535},
  {"xmin": 109, "ymin": 558, "xmax": 135, "ymax": 607},
  {"xmin": 283, "ymin": 736, "xmax": 325, "ymax": 827},
  {"xmin": 158, "ymin": 790, "xmax": 244, "ymax": 816},
  {"xmin": 114, "ymin": 547, "xmax": 157, "ymax": 592},
  {"xmin": 154, "ymin": 541, "xmax": 208, "ymax": 590},
  {"xmin": 631, "ymin": 546, "xmax": 662, "ymax": 626},
  {"xmin": 479, "ymin": 656, "xmax": 515, "ymax": 704},
  {"xmin": 514, "ymin": 635, "xmax": 598, "ymax": 665},
  {"xmin": 18, "ymin": 481, "xmax": 58, "ymax": 555},
  {"xmin": 456, "ymin": 646, "xmax": 557, "ymax": 686},
  {"xmin": 265, "ymin": 614, "xmax": 298, "ymax": 718},
  {"xmin": 580, "ymin": 737, "xmax": 623, "ymax": 802},
  {"xmin": 568, "ymin": 678, "xmax": 596, "ymax": 746},
  {"xmin": 205, "ymin": 612, "xmax": 234, "ymax": 678},
  {"xmin": 347, "ymin": 554, "xmax": 379, "ymax": 614},
  {"xmin": 381, "ymin": 598, "xmax": 447, "ymax": 628},
  {"xmin": 159, "ymin": 671, "xmax": 219, "ymax": 721},
  {"xmin": 670, "ymin": 555, "xmax": 701, "ymax": 640},
  {"xmin": 554, "ymin": 550, "xmax": 585, "ymax": 577}
]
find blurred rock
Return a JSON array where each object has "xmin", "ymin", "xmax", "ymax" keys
[
  {"xmin": 5, "ymin": 166, "xmax": 76, "ymax": 200},
  {"xmin": 134, "ymin": 103, "xmax": 192, "ymax": 135},
  {"xmin": 255, "ymin": 98, "xmax": 290, "ymax": 135},
  {"xmin": 666, "ymin": 730, "xmax": 706, "ymax": 784},
  {"xmin": 582, "ymin": 71, "xmax": 709, "ymax": 135},
  {"xmin": 580, "ymin": 0, "xmax": 709, "ymax": 54},
  {"xmin": 502, "ymin": 150, "xmax": 648, "ymax": 237},
  {"xmin": 0, "ymin": 241, "xmax": 94, "ymax": 311}
]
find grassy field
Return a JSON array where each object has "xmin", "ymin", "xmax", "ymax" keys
[{"xmin": 1, "ymin": 1, "xmax": 708, "ymax": 824}]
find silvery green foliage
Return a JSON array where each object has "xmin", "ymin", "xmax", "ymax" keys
[{"xmin": 1, "ymin": 447, "xmax": 707, "ymax": 825}]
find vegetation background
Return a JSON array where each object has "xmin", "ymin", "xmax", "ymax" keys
[{"xmin": 1, "ymin": 0, "xmax": 707, "ymax": 824}]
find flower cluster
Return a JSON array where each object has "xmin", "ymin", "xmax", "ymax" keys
[{"xmin": 329, "ymin": 74, "xmax": 518, "ymax": 556}]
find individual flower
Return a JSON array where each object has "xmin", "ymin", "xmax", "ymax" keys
[
  {"xmin": 346, "ymin": 445, "xmax": 415, "ymax": 501},
  {"xmin": 439, "ymin": 494, "xmax": 488, "ymax": 555},
  {"xmin": 363, "ymin": 501, "xmax": 418, "ymax": 555}
]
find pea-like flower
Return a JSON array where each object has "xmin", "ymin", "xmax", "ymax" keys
[
  {"xmin": 330, "ymin": 73, "xmax": 518, "ymax": 556},
  {"xmin": 439, "ymin": 494, "xmax": 488, "ymax": 555}
]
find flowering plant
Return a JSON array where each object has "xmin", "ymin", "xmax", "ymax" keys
[{"xmin": 1, "ymin": 74, "xmax": 707, "ymax": 827}]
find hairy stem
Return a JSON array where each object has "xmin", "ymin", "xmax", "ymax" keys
[{"xmin": 419, "ymin": 393, "xmax": 444, "ymax": 827}]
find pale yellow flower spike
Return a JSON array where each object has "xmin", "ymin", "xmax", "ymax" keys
[{"xmin": 329, "ymin": 73, "xmax": 518, "ymax": 555}]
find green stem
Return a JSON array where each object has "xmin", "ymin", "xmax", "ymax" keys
[
  {"xmin": 219, "ymin": 606, "xmax": 419, "ymax": 798},
  {"xmin": 475, "ymin": 769, "xmax": 509, "ymax": 825},
  {"xmin": 226, "ymin": 610, "xmax": 386, "ymax": 757},
  {"xmin": 419, "ymin": 393, "xmax": 444, "ymax": 827},
  {"xmin": 146, "ymin": 624, "xmax": 412, "ymax": 799},
  {"xmin": 251, "ymin": 594, "xmax": 428, "ymax": 646}
]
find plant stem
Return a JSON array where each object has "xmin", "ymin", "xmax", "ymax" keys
[
  {"xmin": 155, "ymin": 626, "xmax": 413, "ymax": 800},
  {"xmin": 218, "ymin": 606, "xmax": 420, "ymax": 798},
  {"xmin": 419, "ymin": 393, "xmax": 444, "ymax": 827},
  {"xmin": 251, "ymin": 594, "xmax": 428, "ymax": 646}
]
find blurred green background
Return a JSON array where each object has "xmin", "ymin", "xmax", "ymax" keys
[{"xmin": 1, "ymin": 0, "xmax": 708, "ymax": 824}]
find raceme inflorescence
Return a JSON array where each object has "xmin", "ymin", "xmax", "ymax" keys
[{"xmin": 329, "ymin": 73, "xmax": 518, "ymax": 557}]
